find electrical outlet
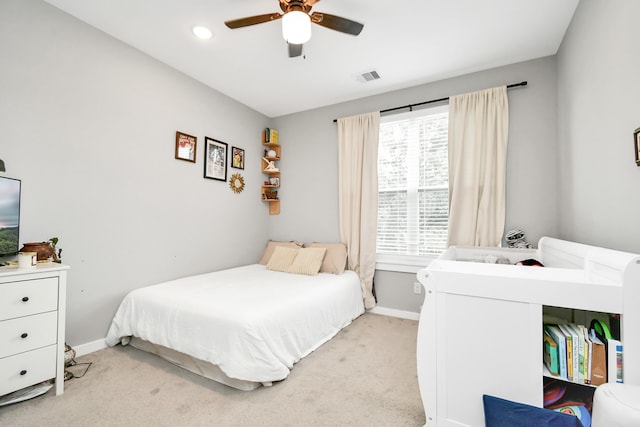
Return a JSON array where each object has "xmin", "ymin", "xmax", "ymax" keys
[{"xmin": 413, "ymin": 282, "xmax": 422, "ymax": 294}]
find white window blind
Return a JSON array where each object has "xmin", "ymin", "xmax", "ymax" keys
[{"xmin": 377, "ymin": 105, "xmax": 449, "ymax": 262}]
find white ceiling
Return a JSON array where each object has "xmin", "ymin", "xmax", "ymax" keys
[{"xmin": 42, "ymin": 0, "xmax": 580, "ymax": 118}]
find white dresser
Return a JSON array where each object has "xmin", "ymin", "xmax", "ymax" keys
[{"xmin": 0, "ymin": 263, "xmax": 69, "ymax": 397}]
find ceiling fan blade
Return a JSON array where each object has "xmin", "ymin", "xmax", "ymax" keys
[
  {"xmin": 310, "ymin": 12, "xmax": 363, "ymax": 36},
  {"xmin": 225, "ymin": 13, "xmax": 282, "ymax": 29},
  {"xmin": 288, "ymin": 43, "xmax": 303, "ymax": 58},
  {"xmin": 305, "ymin": 0, "xmax": 321, "ymax": 6}
]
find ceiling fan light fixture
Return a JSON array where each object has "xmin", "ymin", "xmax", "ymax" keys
[{"xmin": 282, "ymin": 11, "xmax": 311, "ymax": 44}]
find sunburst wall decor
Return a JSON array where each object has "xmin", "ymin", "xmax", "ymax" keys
[{"xmin": 229, "ymin": 173, "xmax": 245, "ymax": 194}]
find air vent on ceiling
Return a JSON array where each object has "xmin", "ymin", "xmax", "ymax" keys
[{"xmin": 358, "ymin": 70, "xmax": 381, "ymax": 82}]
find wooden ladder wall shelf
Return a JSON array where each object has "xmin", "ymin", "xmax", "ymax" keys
[{"xmin": 261, "ymin": 128, "xmax": 280, "ymax": 215}]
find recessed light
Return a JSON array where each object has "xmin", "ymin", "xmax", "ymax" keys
[{"xmin": 192, "ymin": 26, "xmax": 212, "ymax": 40}]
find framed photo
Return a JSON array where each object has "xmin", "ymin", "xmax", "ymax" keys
[
  {"xmin": 635, "ymin": 127, "xmax": 640, "ymax": 166},
  {"xmin": 269, "ymin": 177, "xmax": 280, "ymax": 187},
  {"xmin": 204, "ymin": 137, "xmax": 228, "ymax": 181},
  {"xmin": 175, "ymin": 131, "xmax": 197, "ymax": 163},
  {"xmin": 231, "ymin": 146, "xmax": 245, "ymax": 170}
]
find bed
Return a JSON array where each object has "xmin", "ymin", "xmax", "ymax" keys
[
  {"xmin": 416, "ymin": 236, "xmax": 640, "ymax": 426},
  {"xmin": 106, "ymin": 242, "xmax": 364, "ymax": 391}
]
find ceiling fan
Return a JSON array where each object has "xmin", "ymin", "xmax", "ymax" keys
[{"xmin": 224, "ymin": 0, "xmax": 364, "ymax": 58}]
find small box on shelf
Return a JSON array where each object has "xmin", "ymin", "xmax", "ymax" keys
[
  {"xmin": 262, "ymin": 157, "xmax": 279, "ymax": 173},
  {"xmin": 263, "ymin": 146, "xmax": 280, "ymax": 160},
  {"xmin": 262, "ymin": 190, "xmax": 278, "ymax": 200}
]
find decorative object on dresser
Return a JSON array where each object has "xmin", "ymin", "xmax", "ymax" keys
[
  {"xmin": 261, "ymin": 128, "xmax": 281, "ymax": 215},
  {"xmin": 48, "ymin": 237, "xmax": 62, "ymax": 263},
  {"xmin": 0, "ymin": 263, "xmax": 70, "ymax": 398},
  {"xmin": 17, "ymin": 252, "xmax": 37, "ymax": 270},
  {"xmin": 19, "ymin": 241, "xmax": 55, "ymax": 262},
  {"xmin": 175, "ymin": 131, "xmax": 197, "ymax": 163},
  {"xmin": 203, "ymin": 137, "xmax": 228, "ymax": 182}
]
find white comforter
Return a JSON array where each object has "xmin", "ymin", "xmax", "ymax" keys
[{"xmin": 105, "ymin": 264, "xmax": 364, "ymax": 383}]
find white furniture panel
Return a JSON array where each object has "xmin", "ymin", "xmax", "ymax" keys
[
  {"xmin": 0, "ymin": 311, "xmax": 58, "ymax": 358},
  {"xmin": 436, "ymin": 294, "xmax": 541, "ymax": 426},
  {"xmin": 0, "ymin": 277, "xmax": 58, "ymax": 320},
  {"xmin": 0, "ymin": 345, "xmax": 57, "ymax": 396}
]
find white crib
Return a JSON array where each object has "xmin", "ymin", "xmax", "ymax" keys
[{"xmin": 416, "ymin": 237, "xmax": 640, "ymax": 427}]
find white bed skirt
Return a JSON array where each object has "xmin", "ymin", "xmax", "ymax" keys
[{"xmin": 128, "ymin": 337, "xmax": 266, "ymax": 391}]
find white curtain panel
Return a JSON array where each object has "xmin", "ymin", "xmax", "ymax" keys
[
  {"xmin": 337, "ymin": 112, "xmax": 380, "ymax": 309},
  {"xmin": 447, "ymin": 86, "xmax": 509, "ymax": 247}
]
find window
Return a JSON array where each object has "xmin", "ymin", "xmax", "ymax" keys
[{"xmin": 376, "ymin": 105, "xmax": 449, "ymax": 271}]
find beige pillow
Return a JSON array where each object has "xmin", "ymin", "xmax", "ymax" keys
[
  {"xmin": 259, "ymin": 240, "xmax": 303, "ymax": 265},
  {"xmin": 266, "ymin": 246, "xmax": 300, "ymax": 272},
  {"xmin": 307, "ymin": 242, "xmax": 348, "ymax": 274},
  {"xmin": 287, "ymin": 247, "xmax": 327, "ymax": 276}
]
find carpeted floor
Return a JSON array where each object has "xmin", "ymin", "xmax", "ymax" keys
[{"xmin": 0, "ymin": 313, "xmax": 425, "ymax": 427}]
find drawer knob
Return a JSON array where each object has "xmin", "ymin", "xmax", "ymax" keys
[
  {"xmin": 20, "ymin": 370, "xmax": 27, "ymax": 376},
  {"xmin": 21, "ymin": 296, "xmax": 29, "ymax": 302},
  {"xmin": 21, "ymin": 333, "xmax": 28, "ymax": 339}
]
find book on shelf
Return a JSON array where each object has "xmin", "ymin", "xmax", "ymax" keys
[
  {"xmin": 544, "ymin": 324, "xmax": 568, "ymax": 380},
  {"xmin": 607, "ymin": 338, "xmax": 623, "ymax": 383},
  {"xmin": 543, "ymin": 331, "xmax": 559, "ymax": 376},
  {"xmin": 263, "ymin": 128, "xmax": 279, "ymax": 144},
  {"xmin": 569, "ymin": 323, "xmax": 586, "ymax": 384},
  {"xmin": 557, "ymin": 324, "xmax": 576, "ymax": 382}
]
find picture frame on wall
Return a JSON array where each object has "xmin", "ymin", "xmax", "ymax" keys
[
  {"xmin": 204, "ymin": 137, "xmax": 228, "ymax": 181},
  {"xmin": 175, "ymin": 131, "xmax": 197, "ymax": 163},
  {"xmin": 231, "ymin": 146, "xmax": 245, "ymax": 170},
  {"xmin": 634, "ymin": 127, "xmax": 640, "ymax": 166}
]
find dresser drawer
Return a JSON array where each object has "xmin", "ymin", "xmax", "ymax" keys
[
  {"xmin": 0, "ymin": 277, "xmax": 58, "ymax": 321},
  {"xmin": 0, "ymin": 345, "xmax": 57, "ymax": 396},
  {"xmin": 0, "ymin": 311, "xmax": 58, "ymax": 358}
]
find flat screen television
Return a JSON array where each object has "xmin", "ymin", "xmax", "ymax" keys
[{"xmin": 0, "ymin": 176, "xmax": 21, "ymax": 263}]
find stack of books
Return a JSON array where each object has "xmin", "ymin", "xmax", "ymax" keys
[
  {"xmin": 543, "ymin": 322, "xmax": 623, "ymax": 385},
  {"xmin": 262, "ymin": 128, "xmax": 279, "ymax": 144}
]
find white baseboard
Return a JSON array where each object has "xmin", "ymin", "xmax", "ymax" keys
[
  {"xmin": 367, "ymin": 306, "xmax": 420, "ymax": 321},
  {"xmin": 73, "ymin": 338, "xmax": 108, "ymax": 357}
]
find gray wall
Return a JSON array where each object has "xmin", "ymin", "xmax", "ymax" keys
[
  {"xmin": 557, "ymin": 0, "xmax": 640, "ymax": 253},
  {"xmin": 0, "ymin": 0, "xmax": 271, "ymax": 345},
  {"xmin": 6, "ymin": 0, "xmax": 635, "ymax": 341},
  {"xmin": 271, "ymin": 57, "xmax": 560, "ymax": 313}
]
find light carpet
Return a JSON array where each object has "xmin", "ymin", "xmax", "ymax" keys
[{"xmin": 0, "ymin": 313, "xmax": 425, "ymax": 426}]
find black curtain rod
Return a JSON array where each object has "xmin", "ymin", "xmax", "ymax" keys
[{"xmin": 332, "ymin": 81, "xmax": 527, "ymax": 123}]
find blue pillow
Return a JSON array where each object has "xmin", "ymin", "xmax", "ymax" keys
[{"xmin": 483, "ymin": 395, "xmax": 583, "ymax": 427}]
